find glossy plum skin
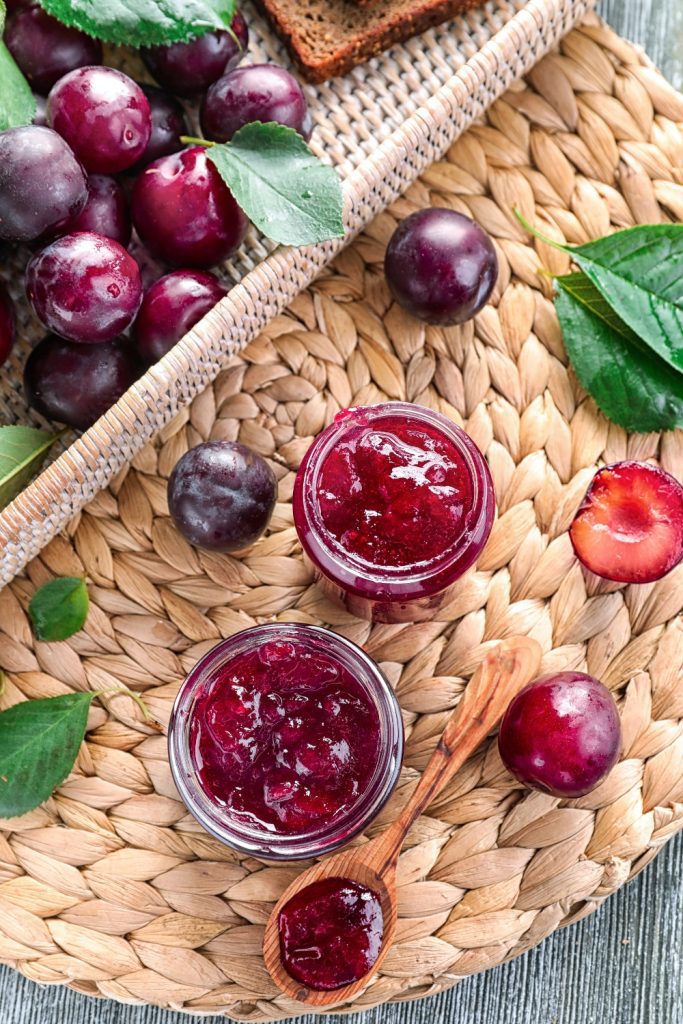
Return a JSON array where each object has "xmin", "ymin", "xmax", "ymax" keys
[
  {"xmin": 24, "ymin": 334, "xmax": 140, "ymax": 429},
  {"xmin": 47, "ymin": 66, "xmax": 151, "ymax": 173},
  {"xmin": 141, "ymin": 12, "xmax": 248, "ymax": 96},
  {"xmin": 498, "ymin": 672, "xmax": 621, "ymax": 798},
  {"xmin": 279, "ymin": 878, "xmax": 384, "ymax": 991},
  {"xmin": 168, "ymin": 440, "xmax": 276, "ymax": 551},
  {"xmin": 131, "ymin": 85, "xmax": 188, "ymax": 169},
  {"xmin": 5, "ymin": 5, "xmax": 103, "ymax": 95},
  {"xmin": 26, "ymin": 231, "xmax": 143, "ymax": 344},
  {"xmin": 134, "ymin": 269, "xmax": 226, "ymax": 364},
  {"xmin": 384, "ymin": 209, "xmax": 498, "ymax": 325},
  {"xmin": 200, "ymin": 63, "xmax": 312, "ymax": 143},
  {"xmin": 131, "ymin": 146, "xmax": 249, "ymax": 268},
  {"xmin": 0, "ymin": 126, "xmax": 87, "ymax": 242},
  {"xmin": 67, "ymin": 174, "xmax": 131, "ymax": 245},
  {"xmin": 0, "ymin": 285, "xmax": 16, "ymax": 367}
]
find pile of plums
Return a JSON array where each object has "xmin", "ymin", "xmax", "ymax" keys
[{"xmin": 0, "ymin": 1, "xmax": 313, "ymax": 430}]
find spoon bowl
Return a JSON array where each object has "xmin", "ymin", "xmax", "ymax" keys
[
  {"xmin": 263, "ymin": 844, "xmax": 398, "ymax": 1005},
  {"xmin": 263, "ymin": 636, "xmax": 542, "ymax": 1006}
]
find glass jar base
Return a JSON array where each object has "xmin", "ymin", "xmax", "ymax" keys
[{"xmin": 309, "ymin": 557, "xmax": 457, "ymax": 623}]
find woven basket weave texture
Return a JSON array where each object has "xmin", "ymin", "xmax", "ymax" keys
[
  {"xmin": 0, "ymin": 15, "xmax": 682, "ymax": 1021},
  {"xmin": 0, "ymin": 0, "xmax": 592, "ymax": 583}
]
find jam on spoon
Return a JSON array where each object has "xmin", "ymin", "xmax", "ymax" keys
[{"xmin": 278, "ymin": 876, "xmax": 384, "ymax": 991}]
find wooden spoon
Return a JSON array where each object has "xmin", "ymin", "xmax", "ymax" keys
[{"xmin": 263, "ymin": 635, "xmax": 542, "ymax": 1006}]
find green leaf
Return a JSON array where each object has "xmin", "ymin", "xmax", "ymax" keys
[
  {"xmin": 38, "ymin": 0, "xmax": 236, "ymax": 47},
  {"xmin": 515, "ymin": 211, "xmax": 683, "ymax": 374},
  {"xmin": 555, "ymin": 273, "xmax": 683, "ymax": 433},
  {"xmin": 29, "ymin": 577, "xmax": 90, "ymax": 642},
  {"xmin": 0, "ymin": 693, "xmax": 95, "ymax": 817},
  {"xmin": 0, "ymin": 425, "xmax": 60, "ymax": 511},
  {"xmin": 208, "ymin": 122, "xmax": 345, "ymax": 247},
  {"xmin": 0, "ymin": 41, "xmax": 36, "ymax": 131},
  {"xmin": 570, "ymin": 225, "xmax": 683, "ymax": 374}
]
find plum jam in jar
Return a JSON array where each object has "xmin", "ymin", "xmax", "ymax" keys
[
  {"xmin": 168, "ymin": 623, "xmax": 404, "ymax": 860},
  {"xmin": 293, "ymin": 402, "xmax": 495, "ymax": 622}
]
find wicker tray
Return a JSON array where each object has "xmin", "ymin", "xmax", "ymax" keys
[
  {"xmin": 0, "ymin": 13, "xmax": 682, "ymax": 1020},
  {"xmin": 0, "ymin": 0, "xmax": 595, "ymax": 584}
]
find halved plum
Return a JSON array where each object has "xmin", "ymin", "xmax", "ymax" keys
[{"xmin": 569, "ymin": 461, "xmax": 683, "ymax": 584}]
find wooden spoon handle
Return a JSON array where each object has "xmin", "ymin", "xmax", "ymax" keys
[{"xmin": 376, "ymin": 636, "xmax": 541, "ymax": 871}]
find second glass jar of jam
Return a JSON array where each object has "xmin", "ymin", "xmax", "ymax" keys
[
  {"xmin": 168, "ymin": 622, "xmax": 404, "ymax": 860},
  {"xmin": 293, "ymin": 402, "xmax": 495, "ymax": 622}
]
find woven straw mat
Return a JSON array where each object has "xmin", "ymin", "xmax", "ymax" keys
[{"xmin": 1, "ymin": 14, "xmax": 683, "ymax": 1022}]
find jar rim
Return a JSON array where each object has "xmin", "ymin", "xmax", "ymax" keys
[
  {"xmin": 168, "ymin": 622, "xmax": 404, "ymax": 860},
  {"xmin": 293, "ymin": 402, "xmax": 495, "ymax": 600}
]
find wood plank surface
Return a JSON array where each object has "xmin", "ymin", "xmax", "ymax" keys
[{"xmin": 2, "ymin": 1, "xmax": 682, "ymax": 1022}]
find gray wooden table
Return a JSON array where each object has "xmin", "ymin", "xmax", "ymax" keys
[{"xmin": 2, "ymin": 2, "xmax": 682, "ymax": 1022}]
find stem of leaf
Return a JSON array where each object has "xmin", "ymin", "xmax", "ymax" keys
[
  {"xmin": 93, "ymin": 687, "xmax": 163, "ymax": 732},
  {"xmin": 225, "ymin": 23, "xmax": 242, "ymax": 50},
  {"xmin": 180, "ymin": 135, "xmax": 214, "ymax": 148},
  {"xmin": 513, "ymin": 207, "xmax": 571, "ymax": 254}
]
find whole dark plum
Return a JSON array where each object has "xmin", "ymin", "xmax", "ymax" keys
[
  {"xmin": 5, "ymin": 5, "xmax": 103, "ymax": 94},
  {"xmin": 384, "ymin": 209, "xmax": 498, "ymax": 325},
  {"xmin": 200, "ymin": 63, "xmax": 312, "ymax": 143},
  {"xmin": 131, "ymin": 147, "xmax": 248, "ymax": 269},
  {"xmin": 24, "ymin": 334, "xmax": 140, "ymax": 429},
  {"xmin": 0, "ymin": 126, "xmax": 87, "ymax": 242},
  {"xmin": 47, "ymin": 66, "xmax": 151, "ymax": 174},
  {"xmin": 168, "ymin": 441, "xmax": 277, "ymax": 552},
  {"xmin": 498, "ymin": 671, "xmax": 621, "ymax": 798},
  {"xmin": 134, "ymin": 269, "xmax": 226, "ymax": 364},
  {"xmin": 141, "ymin": 12, "xmax": 249, "ymax": 96},
  {"xmin": 26, "ymin": 231, "xmax": 142, "ymax": 344}
]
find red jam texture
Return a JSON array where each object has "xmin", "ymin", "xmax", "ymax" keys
[
  {"xmin": 316, "ymin": 411, "xmax": 474, "ymax": 568},
  {"xmin": 279, "ymin": 876, "xmax": 383, "ymax": 991},
  {"xmin": 293, "ymin": 406, "xmax": 495, "ymax": 616},
  {"xmin": 189, "ymin": 638, "xmax": 381, "ymax": 835}
]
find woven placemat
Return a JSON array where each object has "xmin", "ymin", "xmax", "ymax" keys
[{"xmin": 1, "ymin": 15, "xmax": 683, "ymax": 1021}]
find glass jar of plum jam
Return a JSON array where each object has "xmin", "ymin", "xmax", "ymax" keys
[
  {"xmin": 168, "ymin": 622, "xmax": 404, "ymax": 860},
  {"xmin": 293, "ymin": 402, "xmax": 495, "ymax": 622}
]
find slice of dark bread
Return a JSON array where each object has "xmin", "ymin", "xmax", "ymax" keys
[{"xmin": 253, "ymin": 0, "xmax": 481, "ymax": 83}]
